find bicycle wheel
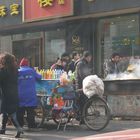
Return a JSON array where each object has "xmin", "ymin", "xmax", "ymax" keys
[
  {"xmin": 34, "ymin": 98, "xmax": 46, "ymax": 128},
  {"xmin": 83, "ymin": 95, "xmax": 110, "ymax": 131}
]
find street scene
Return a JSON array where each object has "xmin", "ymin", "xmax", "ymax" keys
[{"xmin": 0, "ymin": 0, "xmax": 140, "ymax": 139}]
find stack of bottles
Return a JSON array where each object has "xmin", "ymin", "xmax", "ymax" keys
[
  {"xmin": 35, "ymin": 67, "xmax": 76, "ymax": 81},
  {"xmin": 35, "ymin": 68, "xmax": 64, "ymax": 80}
]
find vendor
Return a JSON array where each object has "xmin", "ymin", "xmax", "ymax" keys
[{"xmin": 106, "ymin": 53, "xmax": 122, "ymax": 74}]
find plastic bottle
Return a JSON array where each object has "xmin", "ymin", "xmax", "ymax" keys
[
  {"xmin": 54, "ymin": 69, "xmax": 57, "ymax": 79},
  {"xmin": 46, "ymin": 70, "xmax": 49, "ymax": 79},
  {"xmin": 68, "ymin": 70, "xmax": 72, "ymax": 81}
]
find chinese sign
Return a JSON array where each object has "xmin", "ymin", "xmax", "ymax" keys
[
  {"xmin": 23, "ymin": 0, "xmax": 73, "ymax": 22},
  {"xmin": 0, "ymin": 3, "xmax": 20, "ymax": 17}
]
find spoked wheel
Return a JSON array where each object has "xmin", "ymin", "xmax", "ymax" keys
[
  {"xmin": 82, "ymin": 95, "xmax": 110, "ymax": 131},
  {"xmin": 34, "ymin": 98, "xmax": 46, "ymax": 128}
]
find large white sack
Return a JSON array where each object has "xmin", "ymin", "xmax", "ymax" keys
[{"xmin": 83, "ymin": 75, "xmax": 104, "ymax": 98}]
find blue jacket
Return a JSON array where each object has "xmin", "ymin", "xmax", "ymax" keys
[{"xmin": 18, "ymin": 66, "xmax": 42, "ymax": 107}]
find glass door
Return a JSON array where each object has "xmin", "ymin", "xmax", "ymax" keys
[{"xmin": 12, "ymin": 38, "xmax": 43, "ymax": 68}]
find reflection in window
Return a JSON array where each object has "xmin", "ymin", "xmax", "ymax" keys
[
  {"xmin": 98, "ymin": 15, "xmax": 140, "ymax": 79},
  {"xmin": 45, "ymin": 29, "xmax": 66, "ymax": 68}
]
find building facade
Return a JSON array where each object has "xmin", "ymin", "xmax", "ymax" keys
[{"xmin": 1, "ymin": 0, "xmax": 140, "ymax": 78}]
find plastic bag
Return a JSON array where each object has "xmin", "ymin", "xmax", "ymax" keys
[
  {"xmin": 60, "ymin": 72, "xmax": 70, "ymax": 86},
  {"xmin": 83, "ymin": 75, "xmax": 104, "ymax": 98}
]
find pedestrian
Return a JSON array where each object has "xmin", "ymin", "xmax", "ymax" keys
[
  {"xmin": 61, "ymin": 52, "xmax": 70, "ymax": 72},
  {"xmin": 51, "ymin": 58, "xmax": 60, "ymax": 70},
  {"xmin": 68, "ymin": 51, "xmax": 80, "ymax": 72},
  {"xmin": 51, "ymin": 58, "xmax": 65, "ymax": 70},
  {"xmin": 75, "ymin": 51, "xmax": 92, "ymax": 123},
  {"xmin": 0, "ymin": 53, "xmax": 23, "ymax": 138},
  {"xmin": 17, "ymin": 58, "xmax": 42, "ymax": 130}
]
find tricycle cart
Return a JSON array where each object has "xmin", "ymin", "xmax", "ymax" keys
[{"xmin": 35, "ymin": 79, "xmax": 110, "ymax": 131}]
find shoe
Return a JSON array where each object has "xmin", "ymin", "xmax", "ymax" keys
[
  {"xmin": 0, "ymin": 129, "xmax": 5, "ymax": 134},
  {"xmin": 15, "ymin": 131, "xmax": 24, "ymax": 138}
]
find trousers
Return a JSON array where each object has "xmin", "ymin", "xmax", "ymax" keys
[
  {"xmin": 17, "ymin": 107, "xmax": 36, "ymax": 128},
  {"xmin": 1, "ymin": 112, "xmax": 22, "ymax": 132}
]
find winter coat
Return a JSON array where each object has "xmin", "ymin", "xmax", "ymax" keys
[
  {"xmin": 107, "ymin": 60, "xmax": 122, "ymax": 74},
  {"xmin": 75, "ymin": 58, "xmax": 92, "ymax": 90},
  {"xmin": 68, "ymin": 60, "xmax": 76, "ymax": 73},
  {"xmin": 0, "ymin": 68, "xmax": 19, "ymax": 114},
  {"xmin": 18, "ymin": 66, "xmax": 42, "ymax": 107}
]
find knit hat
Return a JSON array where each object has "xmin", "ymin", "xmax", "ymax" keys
[{"xmin": 19, "ymin": 58, "xmax": 29, "ymax": 66}]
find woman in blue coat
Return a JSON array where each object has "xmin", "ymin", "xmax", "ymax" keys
[{"xmin": 17, "ymin": 58, "xmax": 42, "ymax": 129}]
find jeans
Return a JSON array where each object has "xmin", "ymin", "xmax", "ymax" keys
[{"xmin": 1, "ymin": 112, "xmax": 22, "ymax": 132}]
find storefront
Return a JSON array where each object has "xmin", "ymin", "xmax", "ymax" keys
[{"xmin": 1, "ymin": 1, "xmax": 140, "ymax": 117}]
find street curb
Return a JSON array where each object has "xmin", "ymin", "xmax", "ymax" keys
[
  {"xmin": 0, "ymin": 136, "xmax": 16, "ymax": 140},
  {"xmin": 0, "ymin": 135, "xmax": 27, "ymax": 140}
]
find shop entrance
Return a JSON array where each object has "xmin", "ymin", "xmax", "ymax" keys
[{"xmin": 12, "ymin": 38, "xmax": 43, "ymax": 68}]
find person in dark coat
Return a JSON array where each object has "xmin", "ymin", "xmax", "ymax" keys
[
  {"xmin": 61, "ymin": 52, "xmax": 70, "ymax": 72},
  {"xmin": 67, "ymin": 51, "xmax": 80, "ymax": 72},
  {"xmin": 75, "ymin": 51, "xmax": 92, "ymax": 123},
  {"xmin": 107, "ymin": 53, "xmax": 121, "ymax": 74},
  {"xmin": 0, "ymin": 53, "xmax": 23, "ymax": 138},
  {"xmin": 75, "ymin": 51, "xmax": 92, "ymax": 90},
  {"xmin": 17, "ymin": 58, "xmax": 42, "ymax": 129}
]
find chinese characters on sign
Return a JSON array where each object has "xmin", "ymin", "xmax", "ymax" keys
[
  {"xmin": 0, "ymin": 3, "xmax": 20, "ymax": 17},
  {"xmin": 38, "ymin": 0, "xmax": 65, "ymax": 7},
  {"xmin": 10, "ymin": 4, "xmax": 20, "ymax": 15},
  {"xmin": 23, "ymin": 0, "xmax": 73, "ymax": 22},
  {"xmin": 0, "ymin": 5, "xmax": 6, "ymax": 17}
]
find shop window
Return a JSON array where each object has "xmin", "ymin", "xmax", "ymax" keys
[
  {"xmin": 98, "ymin": 14, "xmax": 140, "ymax": 80},
  {"xmin": 45, "ymin": 29, "xmax": 66, "ymax": 68},
  {"xmin": 12, "ymin": 32, "xmax": 42, "ymax": 40}
]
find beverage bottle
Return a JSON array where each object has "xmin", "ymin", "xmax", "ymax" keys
[
  {"xmin": 54, "ymin": 69, "xmax": 57, "ymax": 79},
  {"xmin": 51, "ymin": 70, "xmax": 54, "ymax": 79},
  {"xmin": 50, "ymin": 69, "xmax": 53, "ymax": 79},
  {"xmin": 46, "ymin": 69, "xmax": 50, "ymax": 79},
  {"xmin": 42, "ymin": 69, "xmax": 45, "ymax": 79},
  {"xmin": 44, "ymin": 70, "xmax": 47, "ymax": 79},
  {"xmin": 68, "ymin": 70, "xmax": 72, "ymax": 81}
]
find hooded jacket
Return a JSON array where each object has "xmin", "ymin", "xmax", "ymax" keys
[{"xmin": 18, "ymin": 66, "xmax": 42, "ymax": 107}]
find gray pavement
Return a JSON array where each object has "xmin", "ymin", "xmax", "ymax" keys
[{"xmin": 0, "ymin": 119, "xmax": 140, "ymax": 140}]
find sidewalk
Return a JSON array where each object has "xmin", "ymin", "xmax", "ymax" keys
[{"xmin": 0, "ymin": 120, "xmax": 140, "ymax": 140}]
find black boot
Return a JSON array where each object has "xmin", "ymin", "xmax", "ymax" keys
[
  {"xmin": 10, "ymin": 113, "xmax": 23, "ymax": 138},
  {"xmin": 0, "ymin": 113, "xmax": 8, "ymax": 134},
  {"xmin": 15, "ymin": 131, "xmax": 24, "ymax": 138}
]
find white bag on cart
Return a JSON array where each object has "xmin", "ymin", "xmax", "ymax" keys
[{"xmin": 83, "ymin": 75, "xmax": 104, "ymax": 98}]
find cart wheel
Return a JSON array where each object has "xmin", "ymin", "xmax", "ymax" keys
[
  {"xmin": 83, "ymin": 95, "xmax": 110, "ymax": 131},
  {"xmin": 35, "ymin": 98, "xmax": 46, "ymax": 128}
]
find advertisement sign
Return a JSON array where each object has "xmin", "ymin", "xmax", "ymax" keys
[{"xmin": 23, "ymin": 0, "xmax": 73, "ymax": 22}]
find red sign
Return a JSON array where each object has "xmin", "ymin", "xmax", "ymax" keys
[{"xmin": 23, "ymin": 0, "xmax": 73, "ymax": 22}]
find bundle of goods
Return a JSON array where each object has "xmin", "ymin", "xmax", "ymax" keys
[{"xmin": 83, "ymin": 75, "xmax": 104, "ymax": 98}]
